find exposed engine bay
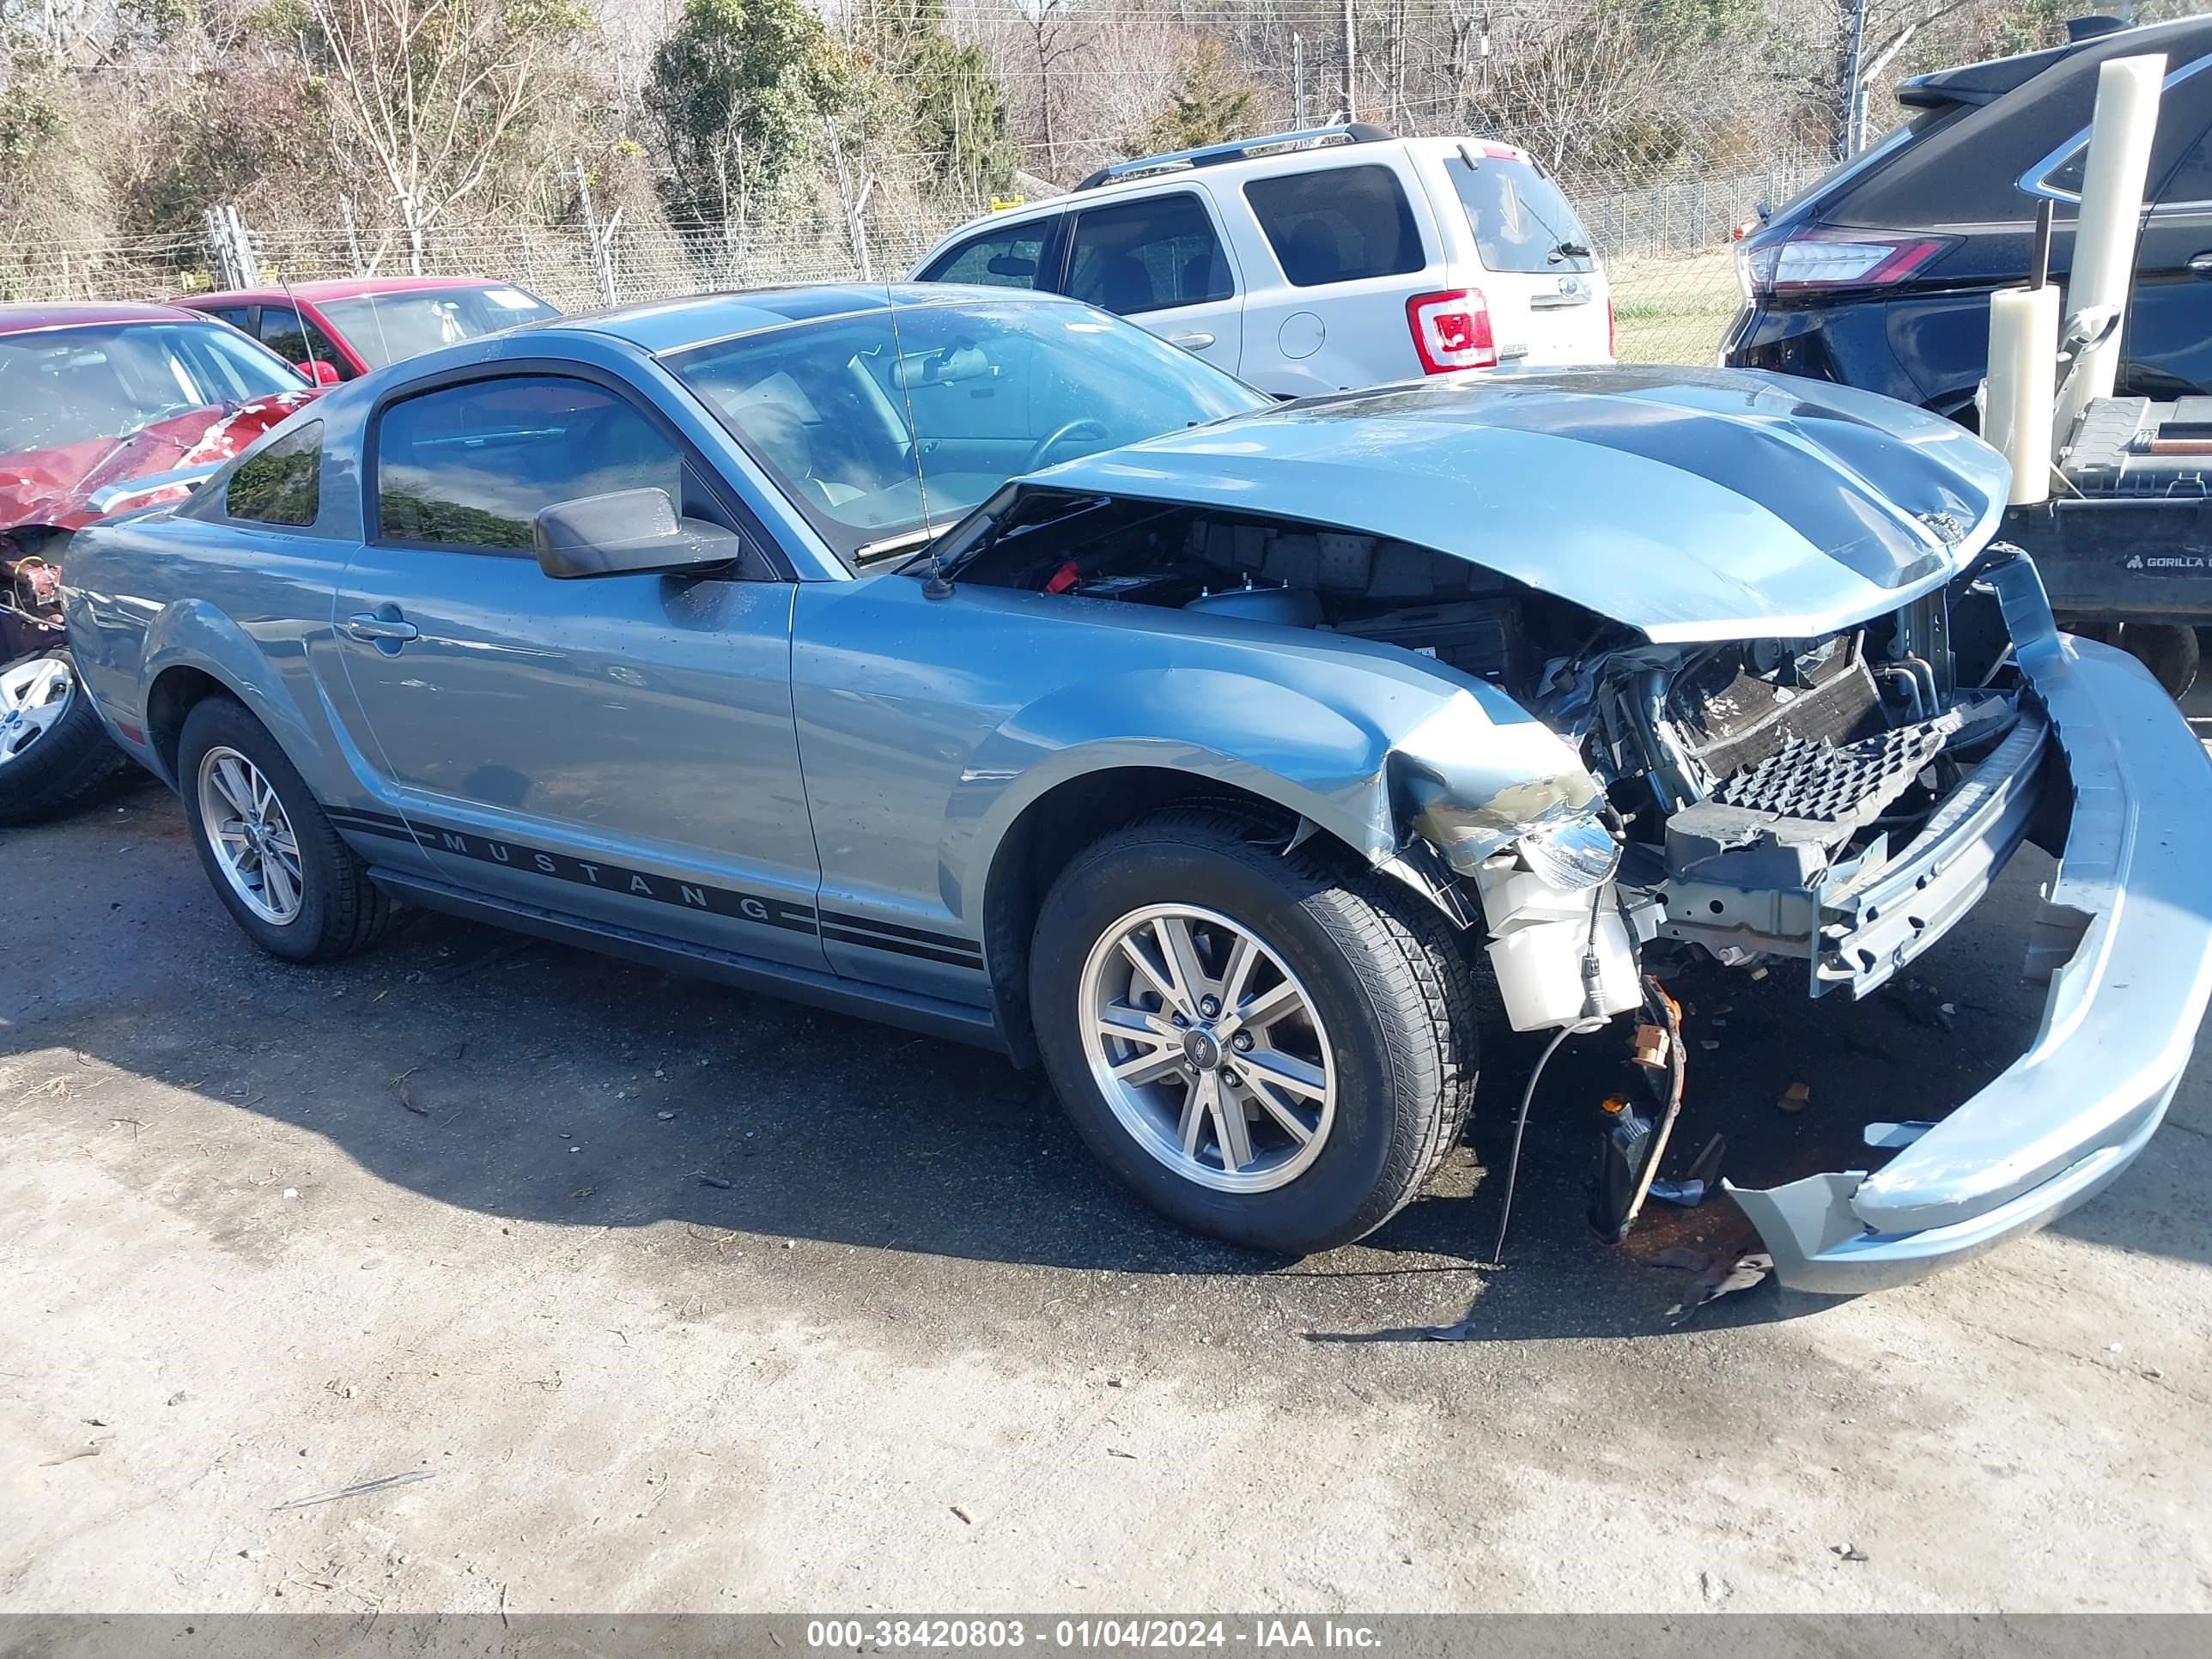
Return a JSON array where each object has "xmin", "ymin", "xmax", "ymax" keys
[{"xmin": 957, "ymin": 490, "xmax": 2033, "ymax": 1031}]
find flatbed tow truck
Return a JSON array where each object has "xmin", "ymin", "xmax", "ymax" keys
[
  {"xmin": 2010, "ymin": 404, "xmax": 2212, "ymax": 694},
  {"xmin": 1982, "ymin": 50, "xmax": 2212, "ymax": 697}
]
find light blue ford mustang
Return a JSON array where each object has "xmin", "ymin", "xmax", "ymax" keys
[{"xmin": 58, "ymin": 285, "xmax": 2212, "ymax": 1289}]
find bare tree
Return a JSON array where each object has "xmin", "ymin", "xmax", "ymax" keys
[
  {"xmin": 1474, "ymin": 5, "xmax": 1671, "ymax": 178},
  {"xmin": 1018, "ymin": 0, "xmax": 1079, "ymax": 178},
  {"xmin": 301, "ymin": 0, "xmax": 562, "ymax": 271}
]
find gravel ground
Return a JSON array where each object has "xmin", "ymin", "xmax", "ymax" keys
[{"xmin": 3, "ymin": 765, "xmax": 2209, "ymax": 1615}]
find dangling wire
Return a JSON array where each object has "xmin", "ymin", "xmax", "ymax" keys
[
  {"xmin": 1488, "ymin": 1022, "xmax": 1582, "ymax": 1267},
  {"xmin": 880, "ymin": 297, "xmax": 952, "ymax": 599}
]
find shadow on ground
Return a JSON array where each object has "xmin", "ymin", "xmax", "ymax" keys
[{"xmin": 9, "ymin": 775, "xmax": 2194, "ymax": 1346}]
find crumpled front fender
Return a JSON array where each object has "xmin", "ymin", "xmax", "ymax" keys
[{"xmin": 956, "ymin": 653, "xmax": 1596, "ymax": 916}]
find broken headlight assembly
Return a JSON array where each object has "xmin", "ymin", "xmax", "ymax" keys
[{"xmin": 1514, "ymin": 815, "xmax": 1623, "ymax": 891}]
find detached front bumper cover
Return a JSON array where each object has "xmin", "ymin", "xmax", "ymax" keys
[{"xmin": 1726, "ymin": 555, "xmax": 2212, "ymax": 1293}]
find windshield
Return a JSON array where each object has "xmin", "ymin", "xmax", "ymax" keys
[
  {"xmin": 666, "ymin": 298, "xmax": 1269, "ymax": 565},
  {"xmin": 0, "ymin": 321, "xmax": 302, "ymax": 456},
  {"xmin": 318, "ymin": 285, "xmax": 559, "ymax": 368}
]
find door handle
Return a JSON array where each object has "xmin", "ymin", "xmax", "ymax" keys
[
  {"xmin": 1169, "ymin": 331, "xmax": 1216, "ymax": 349},
  {"xmin": 345, "ymin": 611, "xmax": 420, "ymax": 644},
  {"xmin": 2188, "ymin": 252, "xmax": 2212, "ymax": 276}
]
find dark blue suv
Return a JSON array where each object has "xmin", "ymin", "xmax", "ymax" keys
[{"xmin": 1725, "ymin": 15, "xmax": 2212, "ymax": 422}]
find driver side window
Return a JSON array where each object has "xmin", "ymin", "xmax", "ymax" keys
[{"xmin": 371, "ymin": 374, "xmax": 766, "ymax": 574}]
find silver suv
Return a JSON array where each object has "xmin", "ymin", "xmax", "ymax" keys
[{"xmin": 913, "ymin": 124, "xmax": 1614, "ymax": 396}]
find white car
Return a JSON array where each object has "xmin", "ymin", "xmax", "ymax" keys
[{"xmin": 911, "ymin": 124, "xmax": 1614, "ymax": 397}]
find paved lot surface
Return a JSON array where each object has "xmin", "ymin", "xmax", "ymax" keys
[{"xmin": 3, "ymin": 759, "xmax": 2210, "ymax": 1615}]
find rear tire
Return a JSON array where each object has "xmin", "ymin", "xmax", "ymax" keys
[
  {"xmin": 178, "ymin": 696, "xmax": 391, "ymax": 963},
  {"xmin": 2114, "ymin": 622, "xmax": 2199, "ymax": 700},
  {"xmin": 1029, "ymin": 809, "xmax": 1479, "ymax": 1255},
  {"xmin": 0, "ymin": 649, "xmax": 127, "ymax": 826},
  {"xmin": 2069, "ymin": 620, "xmax": 2200, "ymax": 699}
]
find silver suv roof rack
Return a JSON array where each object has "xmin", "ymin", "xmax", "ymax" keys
[{"xmin": 1072, "ymin": 123, "xmax": 1395, "ymax": 192}]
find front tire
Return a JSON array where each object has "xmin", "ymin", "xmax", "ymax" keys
[
  {"xmin": 1030, "ymin": 810, "xmax": 1479, "ymax": 1254},
  {"xmin": 178, "ymin": 696, "xmax": 391, "ymax": 963},
  {"xmin": 0, "ymin": 649, "xmax": 127, "ymax": 825}
]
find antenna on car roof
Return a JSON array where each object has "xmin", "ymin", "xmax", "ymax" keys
[
  {"xmin": 882, "ymin": 293, "xmax": 954, "ymax": 599},
  {"xmin": 279, "ymin": 275, "xmax": 327, "ymax": 386}
]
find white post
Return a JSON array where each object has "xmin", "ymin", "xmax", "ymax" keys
[
  {"xmin": 1340, "ymin": 0, "xmax": 1356, "ymax": 123},
  {"xmin": 2053, "ymin": 53, "xmax": 2166, "ymax": 441},
  {"xmin": 1985, "ymin": 285, "xmax": 2060, "ymax": 505}
]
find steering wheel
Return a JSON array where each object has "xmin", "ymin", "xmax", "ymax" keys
[{"xmin": 1024, "ymin": 417, "xmax": 1110, "ymax": 471}]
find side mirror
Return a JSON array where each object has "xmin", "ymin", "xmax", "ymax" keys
[
  {"xmin": 532, "ymin": 488, "xmax": 742, "ymax": 580},
  {"xmin": 298, "ymin": 359, "xmax": 342, "ymax": 386}
]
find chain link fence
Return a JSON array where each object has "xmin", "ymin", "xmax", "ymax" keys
[{"xmin": 1, "ymin": 151, "xmax": 1824, "ymax": 368}]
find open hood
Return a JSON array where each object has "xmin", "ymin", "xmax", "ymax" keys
[{"xmin": 1032, "ymin": 367, "xmax": 2011, "ymax": 643}]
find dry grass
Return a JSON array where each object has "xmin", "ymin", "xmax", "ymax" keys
[{"xmin": 1606, "ymin": 246, "xmax": 1744, "ymax": 367}]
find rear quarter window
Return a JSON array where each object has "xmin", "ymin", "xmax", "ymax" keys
[
  {"xmin": 1243, "ymin": 164, "xmax": 1425, "ymax": 286},
  {"xmin": 2032, "ymin": 57, "xmax": 2212, "ymax": 204},
  {"xmin": 224, "ymin": 422, "xmax": 322, "ymax": 528}
]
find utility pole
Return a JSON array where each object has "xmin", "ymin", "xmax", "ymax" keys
[
  {"xmin": 1841, "ymin": 0, "xmax": 1870, "ymax": 160},
  {"xmin": 1293, "ymin": 33, "xmax": 1307, "ymax": 128},
  {"xmin": 1340, "ymin": 0, "xmax": 1357, "ymax": 123},
  {"xmin": 574, "ymin": 160, "xmax": 618, "ymax": 307},
  {"xmin": 338, "ymin": 197, "xmax": 363, "ymax": 278},
  {"xmin": 824, "ymin": 117, "xmax": 876, "ymax": 283}
]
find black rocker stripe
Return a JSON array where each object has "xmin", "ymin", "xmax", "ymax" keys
[
  {"xmin": 819, "ymin": 927, "xmax": 987, "ymax": 969},
  {"xmin": 818, "ymin": 908, "xmax": 985, "ymax": 961},
  {"xmin": 326, "ymin": 808, "xmax": 814, "ymax": 934},
  {"xmin": 325, "ymin": 806, "xmax": 982, "ymax": 969},
  {"xmin": 326, "ymin": 805, "xmax": 413, "ymax": 830}
]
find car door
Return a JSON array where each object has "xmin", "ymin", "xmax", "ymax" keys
[
  {"xmin": 328, "ymin": 368, "xmax": 826, "ymax": 969},
  {"xmin": 1058, "ymin": 189, "xmax": 1244, "ymax": 375}
]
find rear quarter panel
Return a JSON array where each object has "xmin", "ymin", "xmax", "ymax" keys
[{"xmin": 63, "ymin": 506, "xmax": 364, "ymax": 803}]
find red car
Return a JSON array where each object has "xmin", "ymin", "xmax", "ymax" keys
[
  {"xmin": 183, "ymin": 276, "xmax": 560, "ymax": 382},
  {"xmin": 1, "ymin": 302, "xmax": 319, "ymax": 821}
]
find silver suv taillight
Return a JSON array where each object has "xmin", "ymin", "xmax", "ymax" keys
[{"xmin": 1407, "ymin": 289, "xmax": 1498, "ymax": 373}]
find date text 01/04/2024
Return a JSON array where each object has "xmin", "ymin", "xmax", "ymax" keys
[{"xmin": 803, "ymin": 1620, "xmax": 1382, "ymax": 1650}]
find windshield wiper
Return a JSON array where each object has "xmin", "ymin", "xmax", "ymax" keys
[
  {"xmin": 1548, "ymin": 240, "xmax": 1592, "ymax": 263},
  {"xmin": 857, "ymin": 522, "xmax": 954, "ymax": 563}
]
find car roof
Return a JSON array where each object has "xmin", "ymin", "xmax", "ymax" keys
[
  {"xmin": 188, "ymin": 276, "xmax": 514, "ymax": 306},
  {"xmin": 1819, "ymin": 15, "xmax": 2212, "ymax": 228},
  {"xmin": 0, "ymin": 301, "xmax": 205, "ymax": 337},
  {"xmin": 913, "ymin": 131, "xmax": 1523, "ymax": 259},
  {"xmin": 557, "ymin": 282, "xmax": 1081, "ymax": 356}
]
